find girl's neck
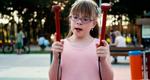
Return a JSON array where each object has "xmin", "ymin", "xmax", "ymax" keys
[
  {"xmin": 70, "ymin": 34, "xmax": 93, "ymax": 42},
  {"xmin": 68, "ymin": 34, "xmax": 94, "ymax": 49}
]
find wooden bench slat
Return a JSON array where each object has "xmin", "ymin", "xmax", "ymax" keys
[
  {"xmin": 110, "ymin": 52, "xmax": 128, "ymax": 56},
  {"xmin": 110, "ymin": 47, "xmax": 143, "ymax": 56},
  {"xmin": 110, "ymin": 47, "xmax": 143, "ymax": 51}
]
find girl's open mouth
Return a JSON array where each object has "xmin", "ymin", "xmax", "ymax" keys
[{"xmin": 75, "ymin": 28, "xmax": 82, "ymax": 31}]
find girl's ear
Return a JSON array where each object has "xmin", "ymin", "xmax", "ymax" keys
[{"xmin": 92, "ymin": 20, "xmax": 98, "ymax": 28}]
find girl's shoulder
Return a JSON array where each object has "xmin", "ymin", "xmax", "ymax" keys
[
  {"xmin": 94, "ymin": 38, "xmax": 100, "ymax": 44},
  {"xmin": 62, "ymin": 38, "xmax": 69, "ymax": 44}
]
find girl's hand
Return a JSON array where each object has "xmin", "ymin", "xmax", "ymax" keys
[
  {"xmin": 52, "ymin": 33, "xmax": 64, "ymax": 59},
  {"xmin": 96, "ymin": 40, "xmax": 109, "ymax": 62}
]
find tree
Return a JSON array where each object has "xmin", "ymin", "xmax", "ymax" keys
[
  {"xmin": 110, "ymin": 0, "xmax": 150, "ymax": 24},
  {"xmin": 0, "ymin": 0, "xmax": 12, "ymax": 15}
]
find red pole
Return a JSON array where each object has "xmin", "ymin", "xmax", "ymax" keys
[
  {"xmin": 52, "ymin": 5, "xmax": 61, "ymax": 42},
  {"xmin": 99, "ymin": 3, "xmax": 111, "ymax": 46},
  {"xmin": 52, "ymin": 5, "xmax": 62, "ymax": 80}
]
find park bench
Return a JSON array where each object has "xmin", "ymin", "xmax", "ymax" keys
[
  {"xmin": 110, "ymin": 47, "xmax": 144, "ymax": 56},
  {"xmin": 110, "ymin": 47, "xmax": 144, "ymax": 63}
]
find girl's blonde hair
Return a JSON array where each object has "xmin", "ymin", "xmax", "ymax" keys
[{"xmin": 66, "ymin": 0, "xmax": 100, "ymax": 38}]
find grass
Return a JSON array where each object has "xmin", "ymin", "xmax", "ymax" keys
[{"xmin": 0, "ymin": 50, "xmax": 50, "ymax": 54}]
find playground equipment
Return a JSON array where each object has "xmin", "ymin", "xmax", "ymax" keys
[
  {"xmin": 129, "ymin": 49, "xmax": 150, "ymax": 79},
  {"xmin": 135, "ymin": 18, "xmax": 150, "ymax": 79},
  {"xmin": 99, "ymin": 3, "xmax": 111, "ymax": 80},
  {"xmin": 52, "ymin": 5, "xmax": 61, "ymax": 80},
  {"xmin": 146, "ymin": 51, "xmax": 150, "ymax": 79},
  {"xmin": 129, "ymin": 51, "xmax": 143, "ymax": 79}
]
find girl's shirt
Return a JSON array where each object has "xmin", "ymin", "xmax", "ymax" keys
[{"xmin": 61, "ymin": 39, "xmax": 111, "ymax": 80}]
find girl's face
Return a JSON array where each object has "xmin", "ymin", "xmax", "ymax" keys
[{"xmin": 70, "ymin": 13, "xmax": 97, "ymax": 38}]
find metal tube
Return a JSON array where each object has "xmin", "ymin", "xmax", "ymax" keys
[
  {"xmin": 143, "ymin": 51, "xmax": 147, "ymax": 80},
  {"xmin": 52, "ymin": 5, "xmax": 61, "ymax": 42},
  {"xmin": 99, "ymin": 3, "xmax": 111, "ymax": 46},
  {"xmin": 99, "ymin": 0, "xmax": 102, "ymax": 33}
]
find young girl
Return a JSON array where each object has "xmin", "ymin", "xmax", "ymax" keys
[{"xmin": 49, "ymin": 0, "xmax": 114, "ymax": 80}]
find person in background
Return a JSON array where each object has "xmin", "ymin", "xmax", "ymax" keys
[
  {"xmin": 17, "ymin": 28, "xmax": 25, "ymax": 54},
  {"xmin": 110, "ymin": 30, "xmax": 116, "ymax": 44},
  {"xmin": 133, "ymin": 36, "xmax": 137, "ymax": 46},
  {"xmin": 38, "ymin": 36, "xmax": 45, "ymax": 46},
  {"xmin": 110, "ymin": 30, "xmax": 126, "ymax": 62},
  {"xmin": 38, "ymin": 36, "xmax": 50, "ymax": 50}
]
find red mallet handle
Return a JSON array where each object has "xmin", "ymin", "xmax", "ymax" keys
[
  {"xmin": 99, "ymin": 3, "xmax": 111, "ymax": 46},
  {"xmin": 52, "ymin": 5, "xmax": 61, "ymax": 42}
]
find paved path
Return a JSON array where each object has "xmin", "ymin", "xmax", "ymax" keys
[
  {"xmin": 0, "ymin": 54, "xmax": 50, "ymax": 80},
  {"xmin": 29, "ymin": 45, "xmax": 51, "ymax": 51},
  {"xmin": 0, "ymin": 54, "xmax": 131, "ymax": 80}
]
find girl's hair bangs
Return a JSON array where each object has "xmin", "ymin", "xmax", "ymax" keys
[{"xmin": 70, "ymin": 1, "xmax": 95, "ymax": 18}]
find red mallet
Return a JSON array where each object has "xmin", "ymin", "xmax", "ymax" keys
[
  {"xmin": 52, "ymin": 5, "xmax": 61, "ymax": 80},
  {"xmin": 52, "ymin": 5, "xmax": 61, "ymax": 61},
  {"xmin": 52, "ymin": 5, "xmax": 61, "ymax": 42},
  {"xmin": 99, "ymin": 3, "xmax": 111, "ymax": 46},
  {"xmin": 98, "ymin": 4, "xmax": 111, "ymax": 80}
]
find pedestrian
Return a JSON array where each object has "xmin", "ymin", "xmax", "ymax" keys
[
  {"xmin": 111, "ymin": 30, "xmax": 126, "ymax": 47},
  {"xmin": 38, "ymin": 36, "xmax": 45, "ymax": 46},
  {"xmin": 110, "ymin": 30, "xmax": 116, "ymax": 44},
  {"xmin": 110, "ymin": 30, "xmax": 126, "ymax": 62},
  {"xmin": 133, "ymin": 36, "xmax": 137, "ymax": 46},
  {"xmin": 17, "ymin": 28, "xmax": 25, "ymax": 54},
  {"xmin": 49, "ymin": 0, "xmax": 114, "ymax": 80}
]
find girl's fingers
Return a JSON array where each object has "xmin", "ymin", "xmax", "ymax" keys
[
  {"xmin": 95, "ymin": 40, "xmax": 108, "ymax": 48},
  {"xmin": 102, "ymin": 40, "xmax": 108, "ymax": 47},
  {"xmin": 53, "ymin": 46, "xmax": 63, "ymax": 50},
  {"xmin": 97, "ymin": 50, "xmax": 107, "ymax": 54},
  {"xmin": 97, "ymin": 53, "xmax": 106, "ymax": 57},
  {"xmin": 61, "ymin": 41, "xmax": 64, "ymax": 45},
  {"xmin": 54, "ymin": 32, "xmax": 64, "ymax": 45},
  {"xmin": 95, "ymin": 43, "xmax": 99, "ymax": 48},
  {"xmin": 53, "ymin": 41, "xmax": 63, "ymax": 46},
  {"xmin": 97, "ymin": 50, "xmax": 107, "ymax": 57},
  {"xmin": 52, "ymin": 45, "xmax": 63, "ymax": 54},
  {"xmin": 96, "ymin": 40, "xmax": 109, "ymax": 62},
  {"xmin": 53, "ymin": 49, "xmax": 63, "ymax": 53},
  {"xmin": 97, "ymin": 46, "xmax": 107, "ymax": 51}
]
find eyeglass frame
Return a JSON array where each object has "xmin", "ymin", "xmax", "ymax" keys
[{"xmin": 69, "ymin": 14, "xmax": 93, "ymax": 24}]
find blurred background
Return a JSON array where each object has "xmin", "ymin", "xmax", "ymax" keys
[
  {"xmin": 0, "ymin": 0, "xmax": 150, "ymax": 47},
  {"xmin": 0, "ymin": 0, "xmax": 150, "ymax": 80}
]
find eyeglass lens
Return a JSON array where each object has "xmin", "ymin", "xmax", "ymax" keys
[{"xmin": 70, "ymin": 14, "xmax": 92, "ymax": 23}]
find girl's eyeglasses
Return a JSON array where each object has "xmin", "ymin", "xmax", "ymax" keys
[{"xmin": 69, "ymin": 14, "xmax": 93, "ymax": 24}]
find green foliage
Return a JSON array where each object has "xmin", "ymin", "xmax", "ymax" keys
[
  {"xmin": 0, "ymin": 0, "xmax": 12, "ymax": 14},
  {"xmin": 110, "ymin": 0, "xmax": 150, "ymax": 23},
  {"xmin": 2, "ymin": 0, "xmax": 150, "ymax": 39}
]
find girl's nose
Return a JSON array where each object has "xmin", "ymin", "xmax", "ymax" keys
[{"xmin": 76, "ymin": 19, "xmax": 82, "ymax": 25}]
